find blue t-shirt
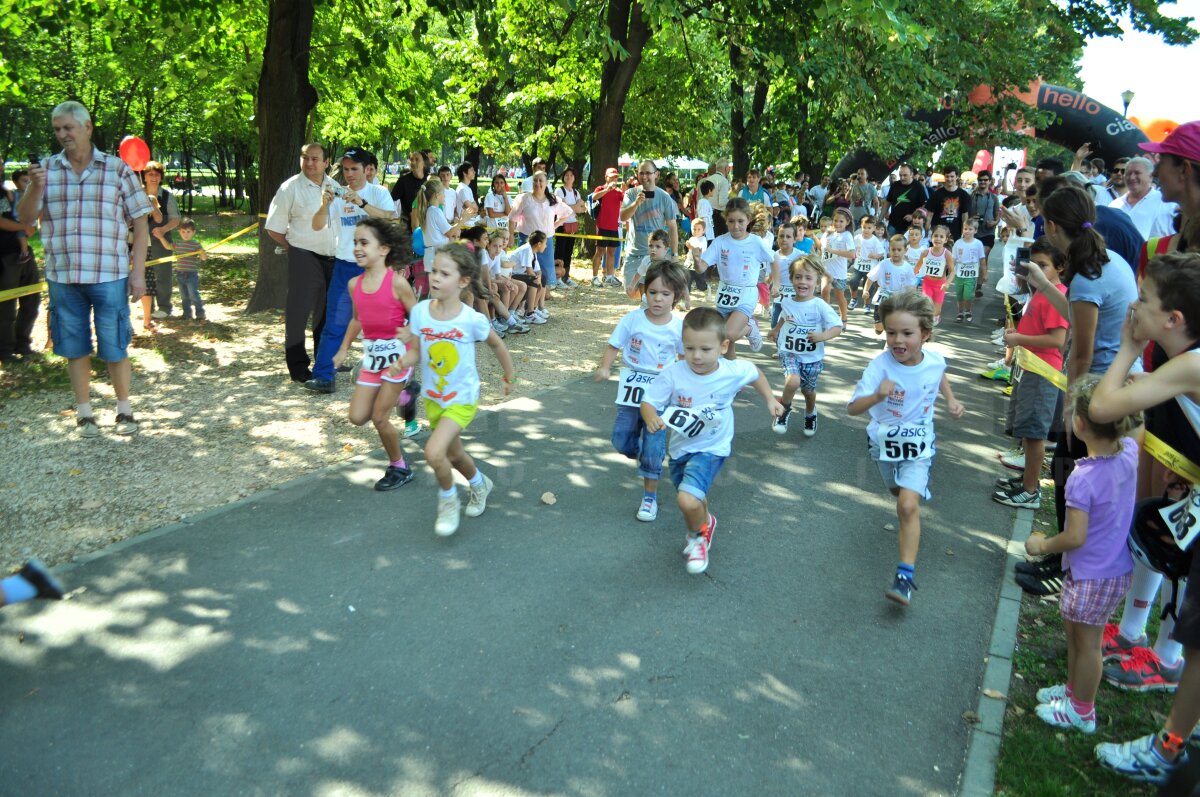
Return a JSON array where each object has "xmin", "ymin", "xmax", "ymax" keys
[
  {"xmin": 1066, "ymin": 249, "xmax": 1138, "ymax": 374},
  {"xmin": 739, "ymin": 186, "xmax": 773, "ymax": 207}
]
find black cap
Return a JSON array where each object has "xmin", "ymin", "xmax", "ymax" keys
[{"xmin": 342, "ymin": 147, "xmax": 372, "ymax": 165}]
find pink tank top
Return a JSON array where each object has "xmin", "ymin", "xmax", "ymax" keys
[{"xmin": 354, "ymin": 272, "xmax": 408, "ymax": 340}]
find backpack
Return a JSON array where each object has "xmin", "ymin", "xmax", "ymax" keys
[
  {"xmin": 589, "ymin": 193, "xmax": 602, "ymax": 221},
  {"xmin": 1129, "ymin": 496, "xmax": 1194, "ymax": 622}
]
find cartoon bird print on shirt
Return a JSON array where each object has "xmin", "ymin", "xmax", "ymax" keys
[{"xmin": 428, "ymin": 340, "xmax": 459, "ymax": 401}]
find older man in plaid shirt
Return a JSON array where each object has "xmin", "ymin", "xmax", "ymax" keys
[{"xmin": 18, "ymin": 101, "xmax": 153, "ymax": 437}]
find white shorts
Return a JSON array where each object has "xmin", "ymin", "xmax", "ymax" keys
[{"xmin": 714, "ymin": 281, "xmax": 757, "ymax": 319}]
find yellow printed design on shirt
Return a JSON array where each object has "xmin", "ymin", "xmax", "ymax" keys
[{"xmin": 428, "ymin": 340, "xmax": 460, "ymax": 402}]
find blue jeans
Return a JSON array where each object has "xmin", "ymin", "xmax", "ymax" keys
[
  {"xmin": 176, "ymin": 270, "xmax": 205, "ymax": 319},
  {"xmin": 47, "ymin": 278, "xmax": 131, "ymax": 362},
  {"xmin": 611, "ymin": 405, "xmax": 667, "ymax": 480},
  {"xmin": 669, "ymin": 451, "xmax": 728, "ymax": 500},
  {"xmin": 312, "ymin": 258, "xmax": 363, "ymax": 382}
]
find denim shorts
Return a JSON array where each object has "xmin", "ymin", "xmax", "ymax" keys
[
  {"xmin": 669, "ymin": 451, "xmax": 727, "ymax": 500},
  {"xmin": 48, "ymin": 278, "xmax": 132, "ymax": 362},
  {"xmin": 611, "ymin": 405, "xmax": 667, "ymax": 480}
]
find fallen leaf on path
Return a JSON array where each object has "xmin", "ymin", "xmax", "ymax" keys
[
  {"xmin": 982, "ymin": 689, "xmax": 1007, "ymax": 701},
  {"xmin": 962, "ymin": 711, "xmax": 980, "ymax": 724},
  {"xmin": 68, "ymin": 468, "xmax": 82, "ymax": 476},
  {"xmin": 342, "ymin": 443, "xmax": 354, "ymax": 452},
  {"xmin": 541, "ymin": 492, "xmax": 557, "ymax": 505}
]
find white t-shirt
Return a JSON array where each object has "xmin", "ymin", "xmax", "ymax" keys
[
  {"xmin": 503, "ymin": 243, "xmax": 537, "ymax": 276},
  {"xmin": 775, "ymin": 248, "xmax": 805, "ymax": 298},
  {"xmin": 482, "ymin": 248, "xmax": 501, "ymax": 277},
  {"xmin": 456, "ymin": 183, "xmax": 480, "ymax": 226},
  {"xmin": 409, "ymin": 300, "xmax": 493, "ymax": 408},
  {"xmin": 824, "ymin": 231, "xmax": 854, "ymax": 279},
  {"xmin": 853, "ymin": 235, "xmax": 886, "ymax": 272},
  {"xmin": 328, "ymin": 183, "xmax": 396, "ymax": 262},
  {"xmin": 484, "ymin": 191, "xmax": 509, "ymax": 229},
  {"xmin": 850, "ymin": 349, "xmax": 947, "ymax": 450},
  {"xmin": 424, "ymin": 205, "xmax": 453, "ymax": 248},
  {"xmin": 608, "ymin": 308, "xmax": 684, "ymax": 373},
  {"xmin": 905, "ymin": 245, "xmax": 925, "ymax": 275},
  {"xmin": 776, "ymin": 297, "xmax": 842, "ymax": 363},
  {"xmin": 952, "ymin": 238, "xmax": 985, "ymax": 279},
  {"xmin": 920, "ymin": 247, "xmax": 950, "ymax": 280},
  {"xmin": 686, "ymin": 236, "xmax": 708, "ymax": 271},
  {"xmin": 697, "ymin": 197, "xmax": 715, "ymax": 241},
  {"xmin": 441, "ymin": 185, "xmax": 460, "ymax": 220},
  {"xmin": 555, "ymin": 186, "xmax": 582, "ymax": 225},
  {"xmin": 867, "ymin": 259, "xmax": 919, "ymax": 296},
  {"xmin": 701, "ymin": 233, "xmax": 776, "ymax": 287},
  {"xmin": 643, "ymin": 358, "xmax": 760, "ymax": 458},
  {"xmin": 1110, "ymin": 189, "xmax": 1178, "ymax": 239}
]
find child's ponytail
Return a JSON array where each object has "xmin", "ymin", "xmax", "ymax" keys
[
  {"xmin": 415, "ymin": 179, "xmax": 443, "ymax": 229},
  {"xmin": 1074, "ymin": 374, "xmax": 1141, "ymax": 438},
  {"xmin": 1040, "ymin": 186, "xmax": 1109, "ymax": 282}
]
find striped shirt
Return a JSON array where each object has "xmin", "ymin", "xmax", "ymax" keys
[
  {"xmin": 173, "ymin": 238, "xmax": 204, "ymax": 271},
  {"xmin": 37, "ymin": 147, "xmax": 153, "ymax": 284}
]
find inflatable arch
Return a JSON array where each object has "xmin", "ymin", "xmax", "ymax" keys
[{"xmin": 831, "ymin": 81, "xmax": 1150, "ymax": 180}]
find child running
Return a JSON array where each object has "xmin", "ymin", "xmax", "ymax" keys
[
  {"xmin": 1024, "ymin": 375, "xmax": 1138, "ymax": 734},
  {"xmin": 952, "ymin": 219, "xmax": 985, "ymax": 322},
  {"xmin": 820, "ymin": 207, "xmax": 855, "ymax": 323},
  {"xmin": 863, "ymin": 235, "xmax": 920, "ymax": 335},
  {"xmin": 395, "ymin": 244, "xmax": 516, "ymax": 536},
  {"xmin": 770, "ymin": 222, "xmax": 806, "ymax": 328},
  {"xmin": 332, "ymin": 219, "xmax": 420, "ymax": 491},
  {"xmin": 641, "ymin": 307, "xmax": 784, "ymax": 574},
  {"xmin": 904, "ymin": 225, "xmax": 926, "ymax": 285},
  {"xmin": 626, "ymin": 229, "xmax": 673, "ymax": 300},
  {"xmin": 848, "ymin": 290, "xmax": 964, "ymax": 605},
  {"xmin": 700, "ymin": 197, "xmax": 780, "ymax": 356},
  {"xmin": 595, "ymin": 261, "xmax": 689, "ymax": 522},
  {"xmin": 768, "ymin": 254, "xmax": 843, "ymax": 436},
  {"xmin": 848, "ymin": 215, "xmax": 886, "ymax": 311},
  {"xmin": 916, "ymin": 225, "xmax": 954, "ymax": 325}
]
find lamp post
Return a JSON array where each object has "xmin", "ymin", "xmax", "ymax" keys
[{"xmin": 1121, "ymin": 89, "xmax": 1135, "ymax": 118}]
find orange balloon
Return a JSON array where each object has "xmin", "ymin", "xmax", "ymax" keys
[{"xmin": 118, "ymin": 136, "xmax": 151, "ymax": 171}]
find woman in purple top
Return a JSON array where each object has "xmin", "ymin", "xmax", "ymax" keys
[{"xmin": 1024, "ymin": 375, "xmax": 1140, "ymax": 734}]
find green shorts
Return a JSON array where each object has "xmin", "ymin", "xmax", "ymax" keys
[{"xmin": 954, "ymin": 277, "xmax": 977, "ymax": 301}]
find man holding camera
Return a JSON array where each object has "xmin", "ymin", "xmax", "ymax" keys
[
  {"xmin": 302, "ymin": 147, "xmax": 396, "ymax": 394},
  {"xmin": 620, "ymin": 161, "xmax": 680, "ymax": 289},
  {"xmin": 265, "ymin": 143, "xmax": 338, "ymax": 384}
]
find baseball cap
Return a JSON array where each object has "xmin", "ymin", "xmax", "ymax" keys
[
  {"xmin": 605, "ymin": 167, "xmax": 619, "ymax": 179},
  {"xmin": 1139, "ymin": 121, "xmax": 1200, "ymax": 162},
  {"xmin": 341, "ymin": 147, "xmax": 372, "ymax": 165}
]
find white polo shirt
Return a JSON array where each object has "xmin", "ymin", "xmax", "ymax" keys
[
  {"xmin": 1109, "ymin": 188, "xmax": 1178, "ymax": 239},
  {"xmin": 265, "ymin": 173, "xmax": 338, "ymax": 256}
]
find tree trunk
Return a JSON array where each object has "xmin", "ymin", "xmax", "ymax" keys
[
  {"xmin": 586, "ymin": 0, "xmax": 653, "ymax": 191},
  {"xmin": 248, "ymin": 0, "xmax": 318, "ymax": 313}
]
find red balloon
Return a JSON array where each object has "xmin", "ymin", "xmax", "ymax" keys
[
  {"xmin": 118, "ymin": 136, "xmax": 151, "ymax": 171},
  {"xmin": 971, "ymin": 149, "xmax": 993, "ymax": 174}
]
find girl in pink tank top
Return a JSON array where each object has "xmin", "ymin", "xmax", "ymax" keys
[{"xmin": 331, "ymin": 219, "xmax": 420, "ymax": 492}]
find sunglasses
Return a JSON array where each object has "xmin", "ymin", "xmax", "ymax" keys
[{"xmin": 1113, "ymin": 168, "xmax": 1125, "ymax": 174}]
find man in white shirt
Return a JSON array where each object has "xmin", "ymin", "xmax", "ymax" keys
[
  {"xmin": 265, "ymin": 143, "xmax": 338, "ymax": 383},
  {"xmin": 303, "ymin": 147, "xmax": 397, "ymax": 393},
  {"xmin": 1109, "ymin": 156, "xmax": 1178, "ymax": 239}
]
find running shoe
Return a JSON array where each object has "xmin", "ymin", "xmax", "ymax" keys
[
  {"xmin": 591, "ymin": 276, "xmax": 604, "ymax": 288},
  {"xmin": 1102, "ymin": 624, "xmax": 1148, "ymax": 662},
  {"xmin": 965, "ymin": 313, "xmax": 973, "ymax": 322},
  {"xmin": 992, "ymin": 486, "xmax": 1041, "ymax": 509},
  {"xmin": 464, "ymin": 474, "xmax": 494, "ymax": 518},
  {"xmin": 404, "ymin": 419, "xmax": 421, "ymax": 438},
  {"xmin": 980, "ymin": 365, "xmax": 1011, "ymax": 381},
  {"xmin": 684, "ymin": 513, "xmax": 717, "ymax": 555},
  {"xmin": 534, "ymin": 308, "xmax": 550, "ymax": 321},
  {"xmin": 999, "ymin": 450, "xmax": 1025, "ymax": 471},
  {"xmin": 605, "ymin": 275, "xmax": 623, "ymax": 289},
  {"xmin": 956, "ymin": 313, "xmax": 964, "ymax": 323},
  {"xmin": 1095, "ymin": 733, "xmax": 1186, "ymax": 785},
  {"xmin": 848, "ymin": 298, "xmax": 858, "ymax": 310},
  {"xmin": 18, "ymin": 559, "xmax": 65, "ymax": 600},
  {"xmin": 862, "ymin": 304, "xmax": 873, "ymax": 314},
  {"xmin": 1015, "ymin": 552, "xmax": 1062, "ymax": 577},
  {"xmin": 1035, "ymin": 697, "xmax": 1095, "ymax": 733},
  {"xmin": 885, "ymin": 573, "xmax": 916, "ymax": 606},
  {"xmin": 435, "ymin": 492, "xmax": 461, "ymax": 536},
  {"xmin": 803, "ymin": 413, "xmax": 817, "ymax": 438},
  {"xmin": 983, "ymin": 358, "xmax": 1007, "ymax": 371},
  {"xmin": 746, "ymin": 318, "xmax": 764, "ymax": 352},
  {"xmin": 994, "ymin": 474, "xmax": 1023, "ymax": 491},
  {"xmin": 636, "ymin": 495, "xmax": 658, "ymax": 522},
  {"xmin": 491, "ymin": 318, "xmax": 508, "ymax": 336},
  {"xmin": 772, "ymin": 405, "xmax": 792, "ymax": 435},
  {"xmin": 1035, "ymin": 683, "xmax": 1067, "ymax": 703},
  {"xmin": 375, "ymin": 465, "xmax": 415, "ymax": 492},
  {"xmin": 1104, "ymin": 646, "xmax": 1183, "ymax": 692},
  {"xmin": 507, "ymin": 318, "xmax": 531, "ymax": 334},
  {"xmin": 1015, "ymin": 570, "xmax": 1063, "ymax": 597},
  {"xmin": 523, "ymin": 312, "xmax": 548, "ymax": 326},
  {"xmin": 686, "ymin": 537, "xmax": 709, "ymax": 574}
]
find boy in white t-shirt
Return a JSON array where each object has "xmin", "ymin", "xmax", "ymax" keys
[
  {"xmin": 641, "ymin": 307, "xmax": 783, "ymax": 575},
  {"xmin": 596, "ymin": 262, "xmax": 688, "ymax": 523},
  {"xmin": 863, "ymin": 235, "xmax": 920, "ymax": 335},
  {"xmin": 696, "ymin": 180, "xmax": 715, "ymax": 243},
  {"xmin": 685, "ymin": 218, "xmax": 710, "ymax": 297},
  {"xmin": 951, "ymin": 219, "xmax": 986, "ymax": 322},
  {"xmin": 503, "ymin": 230, "xmax": 549, "ymax": 323},
  {"xmin": 848, "ymin": 215, "xmax": 886, "ymax": 311}
]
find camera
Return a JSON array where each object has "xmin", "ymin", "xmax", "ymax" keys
[{"xmin": 28, "ymin": 152, "xmax": 39, "ymax": 166}]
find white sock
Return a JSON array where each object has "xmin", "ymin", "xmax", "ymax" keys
[
  {"xmin": 1155, "ymin": 578, "xmax": 1187, "ymax": 666},
  {"xmin": 468, "ymin": 471, "xmax": 485, "ymax": 488},
  {"xmin": 439, "ymin": 486, "xmax": 457, "ymax": 499},
  {"xmin": 1119, "ymin": 559, "xmax": 1164, "ymax": 641},
  {"xmin": 76, "ymin": 402, "xmax": 93, "ymax": 418},
  {"xmin": 116, "ymin": 400, "xmax": 132, "ymax": 416}
]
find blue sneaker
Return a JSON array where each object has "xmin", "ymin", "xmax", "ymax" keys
[
  {"xmin": 19, "ymin": 559, "xmax": 65, "ymax": 600},
  {"xmin": 1095, "ymin": 733, "xmax": 1186, "ymax": 785},
  {"xmin": 885, "ymin": 573, "xmax": 916, "ymax": 606}
]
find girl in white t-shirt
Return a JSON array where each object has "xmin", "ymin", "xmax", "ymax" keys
[
  {"xmin": 768, "ymin": 254, "xmax": 844, "ymax": 437},
  {"xmin": 848, "ymin": 290, "xmax": 964, "ymax": 606},
  {"xmin": 771, "ymin": 222, "xmax": 806, "ymax": 328},
  {"xmin": 685, "ymin": 218, "xmax": 709, "ymax": 302},
  {"xmin": 394, "ymin": 245, "xmax": 516, "ymax": 538},
  {"xmin": 416, "ymin": 179, "xmax": 461, "ymax": 269},
  {"xmin": 820, "ymin": 207, "xmax": 855, "ymax": 324},
  {"xmin": 483, "ymin": 175, "xmax": 511, "ymax": 231},
  {"xmin": 904, "ymin": 225, "xmax": 926, "ymax": 281},
  {"xmin": 699, "ymin": 197, "xmax": 781, "ymax": 358}
]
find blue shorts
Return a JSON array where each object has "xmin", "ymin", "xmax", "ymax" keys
[
  {"xmin": 611, "ymin": 405, "xmax": 667, "ymax": 480},
  {"xmin": 48, "ymin": 278, "xmax": 133, "ymax": 362},
  {"xmin": 779, "ymin": 356, "xmax": 823, "ymax": 392},
  {"xmin": 828, "ymin": 277, "xmax": 848, "ymax": 292},
  {"xmin": 868, "ymin": 437, "xmax": 933, "ymax": 500},
  {"xmin": 669, "ymin": 451, "xmax": 727, "ymax": 501}
]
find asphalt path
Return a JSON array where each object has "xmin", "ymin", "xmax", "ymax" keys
[{"xmin": 1, "ymin": 288, "xmax": 1021, "ymax": 797}]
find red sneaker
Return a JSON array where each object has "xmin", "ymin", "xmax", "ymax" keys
[
  {"xmin": 1104, "ymin": 646, "xmax": 1183, "ymax": 692},
  {"xmin": 1102, "ymin": 623, "xmax": 1147, "ymax": 663}
]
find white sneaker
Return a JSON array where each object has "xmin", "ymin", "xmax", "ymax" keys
[
  {"xmin": 591, "ymin": 276, "xmax": 604, "ymax": 287},
  {"xmin": 525, "ymin": 311, "xmax": 547, "ymax": 325},
  {"xmin": 605, "ymin": 275, "xmax": 623, "ymax": 289},
  {"xmin": 636, "ymin": 496, "xmax": 658, "ymax": 522},
  {"xmin": 746, "ymin": 318, "xmax": 764, "ymax": 352},
  {"xmin": 686, "ymin": 537, "xmax": 709, "ymax": 574},
  {"xmin": 984, "ymin": 358, "xmax": 1006, "ymax": 371},
  {"xmin": 464, "ymin": 474, "xmax": 493, "ymax": 518},
  {"xmin": 1095, "ymin": 733, "xmax": 1185, "ymax": 784},
  {"xmin": 1035, "ymin": 697, "xmax": 1095, "ymax": 733},
  {"xmin": 534, "ymin": 308, "xmax": 549, "ymax": 321},
  {"xmin": 434, "ymin": 492, "xmax": 461, "ymax": 536},
  {"xmin": 491, "ymin": 318, "xmax": 508, "ymax": 335},
  {"xmin": 999, "ymin": 449, "xmax": 1026, "ymax": 471},
  {"xmin": 1036, "ymin": 683, "xmax": 1068, "ymax": 703}
]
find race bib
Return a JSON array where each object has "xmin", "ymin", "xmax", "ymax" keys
[
  {"xmin": 958, "ymin": 264, "xmax": 979, "ymax": 279},
  {"xmin": 875, "ymin": 422, "xmax": 933, "ymax": 461},
  {"xmin": 777, "ymin": 283, "xmax": 796, "ymax": 299},
  {"xmin": 662, "ymin": 404, "xmax": 716, "ymax": 438},
  {"xmin": 493, "ymin": 216, "xmax": 509, "ymax": 229},
  {"xmin": 780, "ymin": 325, "xmax": 817, "ymax": 354},
  {"xmin": 615, "ymin": 367, "xmax": 656, "ymax": 408},
  {"xmin": 1161, "ymin": 490, "xmax": 1200, "ymax": 552},
  {"xmin": 716, "ymin": 282, "xmax": 754, "ymax": 310},
  {"xmin": 854, "ymin": 257, "xmax": 873, "ymax": 273},
  {"xmin": 361, "ymin": 338, "xmax": 403, "ymax": 372}
]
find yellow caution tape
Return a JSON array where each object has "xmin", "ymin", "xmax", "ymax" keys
[
  {"xmin": 1003, "ymin": 294, "xmax": 1015, "ymax": 329},
  {"xmin": 0, "ymin": 221, "xmax": 261, "ymax": 301},
  {"xmin": 1015, "ymin": 347, "xmax": 1068, "ymax": 391},
  {"xmin": 1145, "ymin": 431, "xmax": 1200, "ymax": 486},
  {"xmin": 553, "ymin": 232, "xmax": 624, "ymax": 242}
]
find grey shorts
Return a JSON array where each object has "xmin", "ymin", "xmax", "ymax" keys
[
  {"xmin": 868, "ymin": 438, "xmax": 932, "ymax": 500},
  {"xmin": 1006, "ymin": 369, "xmax": 1061, "ymax": 441}
]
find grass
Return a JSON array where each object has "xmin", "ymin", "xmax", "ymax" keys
[{"xmin": 994, "ymin": 482, "xmax": 1171, "ymax": 796}]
